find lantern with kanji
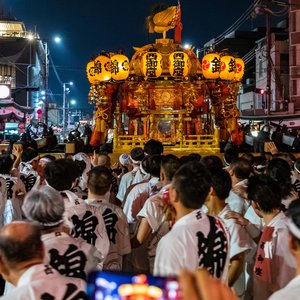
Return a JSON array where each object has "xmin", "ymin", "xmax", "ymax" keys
[
  {"xmin": 219, "ymin": 55, "xmax": 236, "ymax": 81},
  {"xmin": 141, "ymin": 51, "xmax": 163, "ymax": 79},
  {"xmin": 234, "ymin": 58, "xmax": 245, "ymax": 81},
  {"xmin": 201, "ymin": 53, "xmax": 221, "ymax": 80},
  {"xmin": 86, "ymin": 60, "xmax": 98, "ymax": 85},
  {"xmin": 169, "ymin": 51, "xmax": 190, "ymax": 79},
  {"xmin": 110, "ymin": 54, "xmax": 130, "ymax": 81},
  {"xmin": 93, "ymin": 55, "xmax": 111, "ymax": 82}
]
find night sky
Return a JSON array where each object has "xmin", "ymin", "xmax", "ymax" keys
[{"xmin": 3, "ymin": 0, "xmax": 254, "ymax": 111}]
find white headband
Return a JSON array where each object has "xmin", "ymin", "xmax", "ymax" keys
[
  {"xmin": 130, "ymin": 155, "xmax": 141, "ymax": 165},
  {"xmin": 27, "ymin": 155, "xmax": 40, "ymax": 164},
  {"xmin": 139, "ymin": 162, "xmax": 148, "ymax": 176},
  {"xmin": 39, "ymin": 157, "xmax": 52, "ymax": 164},
  {"xmin": 294, "ymin": 164, "xmax": 300, "ymax": 174},
  {"xmin": 223, "ymin": 156, "xmax": 230, "ymax": 167},
  {"xmin": 35, "ymin": 219, "xmax": 64, "ymax": 228},
  {"xmin": 287, "ymin": 218, "xmax": 300, "ymax": 240}
]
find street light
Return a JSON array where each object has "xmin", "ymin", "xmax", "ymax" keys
[
  {"xmin": 62, "ymin": 81, "xmax": 73, "ymax": 135},
  {"xmin": 27, "ymin": 34, "xmax": 62, "ymax": 125},
  {"xmin": 67, "ymin": 99, "xmax": 77, "ymax": 128}
]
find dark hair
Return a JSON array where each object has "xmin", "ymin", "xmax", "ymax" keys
[
  {"xmin": 130, "ymin": 147, "xmax": 145, "ymax": 162},
  {"xmin": 146, "ymin": 155, "xmax": 162, "ymax": 178},
  {"xmin": 0, "ymin": 224, "xmax": 43, "ymax": 266},
  {"xmin": 241, "ymin": 153, "xmax": 254, "ymax": 165},
  {"xmin": 266, "ymin": 158, "xmax": 293, "ymax": 199},
  {"xmin": 87, "ymin": 166, "xmax": 112, "ymax": 196},
  {"xmin": 287, "ymin": 199, "xmax": 300, "ymax": 244},
  {"xmin": 21, "ymin": 147, "xmax": 38, "ymax": 162},
  {"xmin": 172, "ymin": 161, "xmax": 212, "ymax": 209},
  {"xmin": 188, "ymin": 153, "xmax": 202, "ymax": 162},
  {"xmin": 253, "ymin": 155, "xmax": 267, "ymax": 174},
  {"xmin": 74, "ymin": 160, "xmax": 87, "ymax": 176},
  {"xmin": 247, "ymin": 175, "xmax": 281, "ymax": 213},
  {"xmin": 230, "ymin": 158, "xmax": 251, "ymax": 180},
  {"xmin": 179, "ymin": 155, "xmax": 189, "ymax": 165},
  {"xmin": 201, "ymin": 155, "xmax": 223, "ymax": 170},
  {"xmin": 273, "ymin": 152, "xmax": 296, "ymax": 168},
  {"xmin": 0, "ymin": 155, "xmax": 14, "ymax": 174},
  {"xmin": 144, "ymin": 139, "xmax": 163, "ymax": 155},
  {"xmin": 44, "ymin": 159, "xmax": 81, "ymax": 191},
  {"xmin": 161, "ymin": 154, "xmax": 181, "ymax": 181},
  {"xmin": 209, "ymin": 168, "xmax": 232, "ymax": 200},
  {"xmin": 224, "ymin": 148, "xmax": 239, "ymax": 166}
]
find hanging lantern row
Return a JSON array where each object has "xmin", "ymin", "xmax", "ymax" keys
[
  {"xmin": 87, "ymin": 50, "xmax": 193, "ymax": 83},
  {"xmin": 201, "ymin": 53, "xmax": 244, "ymax": 81},
  {"xmin": 87, "ymin": 54, "xmax": 130, "ymax": 84}
]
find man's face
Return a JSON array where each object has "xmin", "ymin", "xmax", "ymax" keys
[
  {"xmin": 169, "ymin": 180, "xmax": 177, "ymax": 206},
  {"xmin": 31, "ymin": 157, "xmax": 40, "ymax": 171}
]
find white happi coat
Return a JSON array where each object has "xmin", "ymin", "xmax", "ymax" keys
[
  {"xmin": 154, "ymin": 209, "xmax": 230, "ymax": 282},
  {"xmin": 123, "ymin": 177, "xmax": 160, "ymax": 223},
  {"xmin": 86, "ymin": 198, "xmax": 131, "ymax": 271},
  {"xmin": 218, "ymin": 205, "xmax": 252, "ymax": 298},
  {"xmin": 269, "ymin": 275, "xmax": 300, "ymax": 300},
  {"xmin": 253, "ymin": 211, "xmax": 296, "ymax": 300},
  {"xmin": 116, "ymin": 168, "xmax": 146, "ymax": 202},
  {"xmin": 42, "ymin": 231, "xmax": 103, "ymax": 280},
  {"xmin": 137, "ymin": 184, "xmax": 172, "ymax": 273},
  {"xmin": 0, "ymin": 174, "xmax": 26, "ymax": 226},
  {"xmin": 61, "ymin": 190, "xmax": 110, "ymax": 262},
  {"xmin": 226, "ymin": 179, "xmax": 249, "ymax": 215},
  {"xmin": 0, "ymin": 264, "xmax": 87, "ymax": 300}
]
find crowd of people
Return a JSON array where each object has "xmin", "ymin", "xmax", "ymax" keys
[{"xmin": 0, "ymin": 139, "xmax": 300, "ymax": 299}]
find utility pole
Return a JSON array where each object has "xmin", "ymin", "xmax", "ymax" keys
[
  {"xmin": 266, "ymin": 8, "xmax": 272, "ymax": 115},
  {"xmin": 62, "ymin": 82, "xmax": 66, "ymax": 135},
  {"xmin": 44, "ymin": 42, "xmax": 49, "ymax": 125}
]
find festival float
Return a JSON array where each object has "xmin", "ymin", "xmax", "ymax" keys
[{"xmin": 86, "ymin": 2, "xmax": 244, "ymax": 154}]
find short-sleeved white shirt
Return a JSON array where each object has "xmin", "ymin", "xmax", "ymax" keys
[
  {"xmin": 116, "ymin": 170, "xmax": 137, "ymax": 202},
  {"xmin": 269, "ymin": 275, "xmax": 300, "ymax": 300},
  {"xmin": 226, "ymin": 179, "xmax": 249, "ymax": 215},
  {"xmin": 42, "ymin": 231, "xmax": 103, "ymax": 279},
  {"xmin": 86, "ymin": 199, "xmax": 131, "ymax": 271},
  {"xmin": 218, "ymin": 205, "xmax": 252, "ymax": 297},
  {"xmin": 218, "ymin": 205, "xmax": 252, "ymax": 259},
  {"xmin": 61, "ymin": 190, "xmax": 110, "ymax": 261},
  {"xmin": 0, "ymin": 264, "xmax": 87, "ymax": 300},
  {"xmin": 253, "ymin": 211, "xmax": 296, "ymax": 300},
  {"xmin": 0, "ymin": 174, "xmax": 26, "ymax": 226},
  {"xmin": 154, "ymin": 209, "xmax": 230, "ymax": 282},
  {"xmin": 123, "ymin": 177, "xmax": 160, "ymax": 223},
  {"xmin": 137, "ymin": 184, "xmax": 172, "ymax": 272}
]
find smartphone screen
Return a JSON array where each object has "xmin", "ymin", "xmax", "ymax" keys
[{"xmin": 87, "ymin": 271, "xmax": 181, "ymax": 300}]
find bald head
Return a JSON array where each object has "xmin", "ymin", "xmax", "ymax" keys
[
  {"xmin": 0, "ymin": 222, "xmax": 43, "ymax": 268},
  {"xmin": 98, "ymin": 154, "xmax": 111, "ymax": 168}
]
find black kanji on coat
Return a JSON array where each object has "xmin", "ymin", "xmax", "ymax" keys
[
  {"xmin": 40, "ymin": 283, "xmax": 88, "ymax": 300},
  {"xmin": 71, "ymin": 211, "xmax": 99, "ymax": 245},
  {"xmin": 196, "ymin": 216, "xmax": 228, "ymax": 279},
  {"xmin": 102, "ymin": 208, "xmax": 118, "ymax": 244},
  {"xmin": 49, "ymin": 244, "xmax": 87, "ymax": 280}
]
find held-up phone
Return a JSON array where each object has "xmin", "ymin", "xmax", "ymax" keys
[{"xmin": 87, "ymin": 271, "xmax": 181, "ymax": 300}]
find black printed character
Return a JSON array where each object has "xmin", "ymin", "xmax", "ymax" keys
[
  {"xmin": 102, "ymin": 208, "xmax": 118, "ymax": 244},
  {"xmin": 5, "ymin": 178, "xmax": 14, "ymax": 199},
  {"xmin": 20, "ymin": 174, "xmax": 37, "ymax": 192},
  {"xmin": 196, "ymin": 216, "xmax": 228, "ymax": 279},
  {"xmin": 49, "ymin": 244, "xmax": 87, "ymax": 280},
  {"xmin": 41, "ymin": 283, "xmax": 88, "ymax": 300},
  {"xmin": 71, "ymin": 211, "xmax": 99, "ymax": 245}
]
